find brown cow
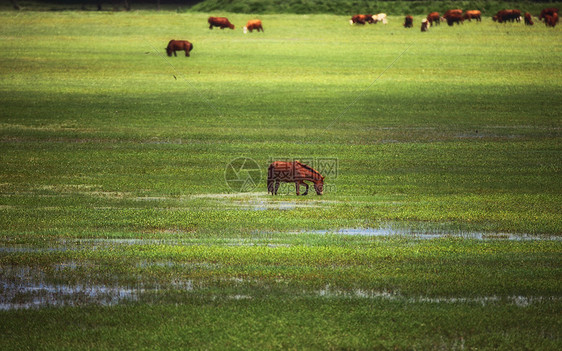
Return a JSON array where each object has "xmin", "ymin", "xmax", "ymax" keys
[
  {"xmin": 493, "ymin": 9, "xmax": 521, "ymax": 23},
  {"xmin": 165, "ymin": 40, "xmax": 193, "ymax": 57},
  {"xmin": 444, "ymin": 13, "xmax": 464, "ymax": 26},
  {"xmin": 208, "ymin": 16, "xmax": 235, "ymax": 30},
  {"xmin": 421, "ymin": 19, "xmax": 429, "ymax": 32},
  {"xmin": 427, "ymin": 12, "xmax": 441, "ymax": 26},
  {"xmin": 463, "ymin": 10, "xmax": 482, "ymax": 22},
  {"xmin": 403, "ymin": 15, "xmax": 413, "ymax": 28},
  {"xmin": 350, "ymin": 14, "xmax": 372, "ymax": 25},
  {"xmin": 443, "ymin": 10, "xmax": 464, "ymax": 26},
  {"xmin": 539, "ymin": 8, "xmax": 559, "ymax": 21},
  {"xmin": 244, "ymin": 19, "xmax": 263, "ymax": 33},
  {"xmin": 524, "ymin": 12, "xmax": 534, "ymax": 25},
  {"xmin": 545, "ymin": 12, "xmax": 559, "ymax": 27}
]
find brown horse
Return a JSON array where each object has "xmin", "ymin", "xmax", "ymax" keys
[{"xmin": 268, "ymin": 161, "xmax": 324, "ymax": 196}]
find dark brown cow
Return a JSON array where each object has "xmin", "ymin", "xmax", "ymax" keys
[
  {"xmin": 493, "ymin": 9, "xmax": 522, "ymax": 23},
  {"xmin": 545, "ymin": 12, "xmax": 559, "ymax": 27},
  {"xmin": 524, "ymin": 12, "xmax": 534, "ymax": 25},
  {"xmin": 443, "ymin": 9, "xmax": 464, "ymax": 26},
  {"xmin": 208, "ymin": 16, "xmax": 235, "ymax": 30},
  {"xmin": 421, "ymin": 19, "xmax": 429, "ymax": 32},
  {"xmin": 539, "ymin": 8, "xmax": 559, "ymax": 21},
  {"xmin": 463, "ymin": 10, "xmax": 482, "ymax": 22},
  {"xmin": 244, "ymin": 19, "xmax": 263, "ymax": 33},
  {"xmin": 427, "ymin": 12, "xmax": 441, "ymax": 26},
  {"xmin": 403, "ymin": 15, "xmax": 413, "ymax": 28},
  {"xmin": 165, "ymin": 40, "xmax": 193, "ymax": 57},
  {"xmin": 444, "ymin": 13, "xmax": 463, "ymax": 26},
  {"xmin": 350, "ymin": 14, "xmax": 372, "ymax": 25}
]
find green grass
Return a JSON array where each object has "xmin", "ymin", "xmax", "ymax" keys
[{"xmin": 0, "ymin": 10, "xmax": 561, "ymax": 350}]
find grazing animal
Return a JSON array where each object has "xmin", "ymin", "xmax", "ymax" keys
[
  {"xmin": 427, "ymin": 12, "xmax": 441, "ymax": 26},
  {"xmin": 208, "ymin": 16, "xmax": 235, "ymax": 30},
  {"xmin": 493, "ymin": 9, "xmax": 522, "ymax": 23},
  {"xmin": 421, "ymin": 19, "xmax": 429, "ymax": 32},
  {"xmin": 444, "ymin": 13, "xmax": 464, "ymax": 26},
  {"xmin": 165, "ymin": 40, "xmax": 193, "ymax": 57},
  {"xmin": 403, "ymin": 15, "xmax": 413, "ymax": 28},
  {"xmin": 443, "ymin": 10, "xmax": 464, "ymax": 26},
  {"xmin": 545, "ymin": 12, "xmax": 559, "ymax": 27},
  {"xmin": 463, "ymin": 10, "xmax": 482, "ymax": 22},
  {"xmin": 267, "ymin": 161, "xmax": 324, "ymax": 196},
  {"xmin": 524, "ymin": 12, "xmax": 534, "ymax": 25},
  {"xmin": 244, "ymin": 19, "xmax": 263, "ymax": 33},
  {"xmin": 350, "ymin": 14, "xmax": 372, "ymax": 25},
  {"xmin": 371, "ymin": 13, "xmax": 388, "ymax": 24},
  {"xmin": 539, "ymin": 8, "xmax": 559, "ymax": 21}
]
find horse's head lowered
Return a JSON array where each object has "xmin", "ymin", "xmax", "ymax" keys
[{"xmin": 314, "ymin": 176, "xmax": 325, "ymax": 195}]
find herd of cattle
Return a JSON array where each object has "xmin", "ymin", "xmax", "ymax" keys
[
  {"xmin": 166, "ymin": 8, "xmax": 559, "ymax": 57},
  {"xmin": 399, "ymin": 7, "xmax": 557, "ymax": 31},
  {"xmin": 166, "ymin": 17, "xmax": 263, "ymax": 56}
]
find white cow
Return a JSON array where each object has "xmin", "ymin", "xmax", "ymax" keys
[{"xmin": 372, "ymin": 13, "xmax": 388, "ymax": 24}]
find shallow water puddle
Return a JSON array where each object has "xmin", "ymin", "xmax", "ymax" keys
[
  {"xmin": 0, "ymin": 265, "xmax": 197, "ymax": 310},
  {"xmin": 304, "ymin": 227, "xmax": 561, "ymax": 241},
  {"xmin": 0, "ymin": 281, "xmax": 139, "ymax": 310},
  {"xmin": 316, "ymin": 285, "xmax": 558, "ymax": 307},
  {"xmin": 2, "ymin": 275, "xmax": 555, "ymax": 310}
]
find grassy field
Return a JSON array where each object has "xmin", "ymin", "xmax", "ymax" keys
[{"xmin": 0, "ymin": 9, "xmax": 561, "ymax": 350}]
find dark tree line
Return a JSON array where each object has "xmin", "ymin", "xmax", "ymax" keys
[{"xmin": 8, "ymin": 1, "xmax": 204, "ymax": 11}]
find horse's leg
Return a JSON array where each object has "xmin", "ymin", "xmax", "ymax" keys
[
  {"xmin": 302, "ymin": 181, "xmax": 309, "ymax": 196},
  {"xmin": 173, "ymin": 50, "xmax": 177, "ymax": 57},
  {"xmin": 274, "ymin": 180, "xmax": 280, "ymax": 195},
  {"xmin": 295, "ymin": 181, "xmax": 300, "ymax": 195},
  {"xmin": 185, "ymin": 49, "xmax": 189, "ymax": 57}
]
